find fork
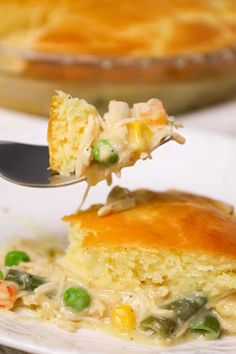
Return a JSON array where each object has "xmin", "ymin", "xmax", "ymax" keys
[{"xmin": 0, "ymin": 137, "xmax": 172, "ymax": 187}]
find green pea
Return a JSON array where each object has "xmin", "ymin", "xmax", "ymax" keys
[
  {"xmin": 5, "ymin": 269, "xmax": 46, "ymax": 291},
  {"xmin": 188, "ymin": 310, "xmax": 221, "ymax": 339},
  {"xmin": 63, "ymin": 287, "xmax": 91, "ymax": 312},
  {"xmin": 164, "ymin": 292, "xmax": 207, "ymax": 321},
  {"xmin": 5, "ymin": 250, "xmax": 30, "ymax": 266},
  {"xmin": 140, "ymin": 315, "xmax": 176, "ymax": 337},
  {"xmin": 0, "ymin": 270, "xmax": 3, "ymax": 280},
  {"xmin": 92, "ymin": 140, "xmax": 119, "ymax": 166}
]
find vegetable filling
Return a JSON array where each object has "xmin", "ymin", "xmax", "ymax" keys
[{"xmin": 0, "ymin": 245, "xmax": 224, "ymax": 344}]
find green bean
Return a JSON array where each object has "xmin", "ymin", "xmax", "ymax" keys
[
  {"xmin": 164, "ymin": 292, "xmax": 207, "ymax": 321},
  {"xmin": 188, "ymin": 310, "xmax": 221, "ymax": 339},
  {"xmin": 140, "ymin": 316, "xmax": 177, "ymax": 337},
  {"xmin": 5, "ymin": 269, "xmax": 46, "ymax": 291},
  {"xmin": 92, "ymin": 140, "xmax": 119, "ymax": 166},
  {"xmin": 140, "ymin": 293, "xmax": 208, "ymax": 339},
  {"xmin": 0, "ymin": 270, "xmax": 3, "ymax": 280}
]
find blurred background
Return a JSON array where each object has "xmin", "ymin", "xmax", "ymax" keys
[
  {"xmin": 0, "ymin": 3, "xmax": 236, "ymax": 353},
  {"xmin": 0, "ymin": 0, "xmax": 236, "ymax": 116}
]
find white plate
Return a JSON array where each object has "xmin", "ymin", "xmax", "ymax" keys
[{"xmin": 0, "ymin": 114, "xmax": 236, "ymax": 353}]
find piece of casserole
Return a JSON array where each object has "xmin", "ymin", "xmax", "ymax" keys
[
  {"xmin": 61, "ymin": 187, "xmax": 236, "ymax": 343},
  {"xmin": 48, "ymin": 91, "xmax": 184, "ymax": 185}
]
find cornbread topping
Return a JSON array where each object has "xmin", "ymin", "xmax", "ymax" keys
[
  {"xmin": 1, "ymin": 188, "xmax": 236, "ymax": 345},
  {"xmin": 1, "ymin": 0, "xmax": 236, "ymax": 57},
  {"xmin": 48, "ymin": 91, "xmax": 184, "ymax": 185}
]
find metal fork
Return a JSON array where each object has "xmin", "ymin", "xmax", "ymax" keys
[{"xmin": 0, "ymin": 137, "xmax": 172, "ymax": 187}]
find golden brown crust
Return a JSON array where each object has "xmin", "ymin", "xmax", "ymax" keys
[
  {"xmin": 1, "ymin": 0, "xmax": 236, "ymax": 57},
  {"xmin": 64, "ymin": 190, "xmax": 236, "ymax": 257},
  {"xmin": 47, "ymin": 94, "xmax": 61, "ymax": 172}
]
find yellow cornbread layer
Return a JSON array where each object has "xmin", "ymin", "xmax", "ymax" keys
[
  {"xmin": 48, "ymin": 91, "xmax": 98, "ymax": 175},
  {"xmin": 62, "ymin": 223, "xmax": 236, "ymax": 299}
]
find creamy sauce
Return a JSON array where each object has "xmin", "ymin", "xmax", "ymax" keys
[{"xmin": 0, "ymin": 237, "xmax": 233, "ymax": 345}]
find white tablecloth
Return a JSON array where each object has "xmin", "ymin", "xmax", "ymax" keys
[{"xmin": 0, "ymin": 98, "xmax": 235, "ymax": 354}]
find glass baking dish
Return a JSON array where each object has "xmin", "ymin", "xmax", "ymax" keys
[{"xmin": 0, "ymin": 46, "xmax": 236, "ymax": 116}]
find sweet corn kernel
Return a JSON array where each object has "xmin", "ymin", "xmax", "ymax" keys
[
  {"xmin": 111, "ymin": 304, "xmax": 136, "ymax": 333},
  {"xmin": 128, "ymin": 121, "xmax": 152, "ymax": 152}
]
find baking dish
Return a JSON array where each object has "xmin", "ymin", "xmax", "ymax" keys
[{"xmin": 0, "ymin": 46, "xmax": 236, "ymax": 116}]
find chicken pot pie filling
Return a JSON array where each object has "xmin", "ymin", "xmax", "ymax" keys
[
  {"xmin": 48, "ymin": 91, "xmax": 184, "ymax": 186},
  {"xmin": 0, "ymin": 187, "xmax": 236, "ymax": 346},
  {"xmin": 0, "ymin": 243, "xmax": 223, "ymax": 344}
]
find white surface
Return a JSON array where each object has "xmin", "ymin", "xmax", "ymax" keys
[
  {"xmin": 0, "ymin": 101, "xmax": 235, "ymax": 354},
  {"xmin": 180, "ymin": 98, "xmax": 236, "ymax": 137}
]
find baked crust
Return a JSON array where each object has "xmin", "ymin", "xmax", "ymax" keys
[
  {"xmin": 47, "ymin": 93, "xmax": 63, "ymax": 172},
  {"xmin": 64, "ymin": 190, "xmax": 236, "ymax": 257},
  {"xmin": 1, "ymin": 0, "xmax": 236, "ymax": 57}
]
